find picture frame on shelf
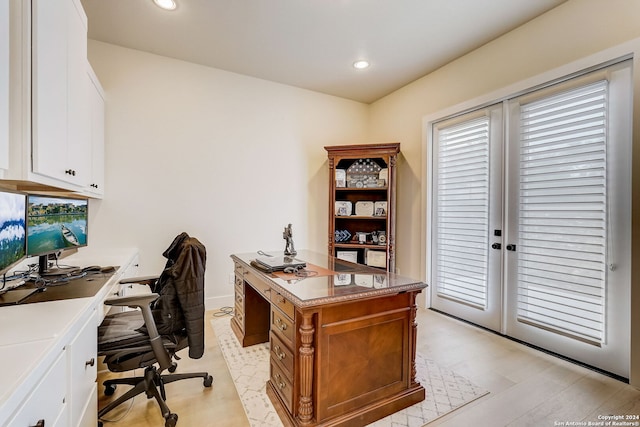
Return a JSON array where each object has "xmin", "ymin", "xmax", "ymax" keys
[
  {"xmin": 337, "ymin": 251, "xmax": 358, "ymax": 263},
  {"xmin": 355, "ymin": 201, "xmax": 374, "ymax": 216},
  {"xmin": 335, "ymin": 201, "xmax": 352, "ymax": 216},
  {"xmin": 335, "ymin": 169, "xmax": 346, "ymax": 188},
  {"xmin": 365, "ymin": 249, "xmax": 387, "ymax": 268},
  {"xmin": 374, "ymin": 201, "xmax": 387, "ymax": 217}
]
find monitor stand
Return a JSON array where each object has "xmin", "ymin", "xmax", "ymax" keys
[{"xmin": 38, "ymin": 254, "xmax": 75, "ymax": 277}]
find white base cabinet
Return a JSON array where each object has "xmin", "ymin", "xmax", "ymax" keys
[{"xmin": 0, "ymin": 249, "xmax": 139, "ymax": 427}]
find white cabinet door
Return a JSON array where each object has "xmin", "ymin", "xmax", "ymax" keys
[
  {"xmin": 66, "ymin": 0, "xmax": 90, "ymax": 186},
  {"xmin": 31, "ymin": 0, "xmax": 89, "ymax": 186},
  {"xmin": 0, "ymin": 0, "xmax": 9, "ymax": 173},
  {"xmin": 31, "ymin": 0, "xmax": 68, "ymax": 181},
  {"xmin": 68, "ymin": 308, "xmax": 98, "ymax": 427},
  {"xmin": 87, "ymin": 67, "xmax": 105, "ymax": 196}
]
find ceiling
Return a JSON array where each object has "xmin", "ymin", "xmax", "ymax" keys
[{"xmin": 80, "ymin": 0, "xmax": 567, "ymax": 104}]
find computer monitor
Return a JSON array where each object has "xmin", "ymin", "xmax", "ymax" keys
[
  {"xmin": 0, "ymin": 189, "xmax": 27, "ymax": 278},
  {"xmin": 27, "ymin": 195, "xmax": 88, "ymax": 275}
]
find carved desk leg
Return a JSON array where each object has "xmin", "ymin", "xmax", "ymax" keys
[
  {"xmin": 297, "ymin": 312, "xmax": 315, "ymax": 424},
  {"xmin": 410, "ymin": 292, "xmax": 419, "ymax": 387}
]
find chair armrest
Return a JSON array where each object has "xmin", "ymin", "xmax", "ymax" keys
[
  {"xmin": 104, "ymin": 293, "xmax": 159, "ymax": 308},
  {"xmin": 119, "ymin": 275, "xmax": 159, "ymax": 285}
]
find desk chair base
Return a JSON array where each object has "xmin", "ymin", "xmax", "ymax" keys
[{"xmin": 98, "ymin": 365, "xmax": 213, "ymax": 427}]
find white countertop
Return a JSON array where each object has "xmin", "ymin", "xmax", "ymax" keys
[{"xmin": 0, "ymin": 248, "xmax": 138, "ymax": 423}]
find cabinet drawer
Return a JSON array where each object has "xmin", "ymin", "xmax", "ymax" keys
[
  {"xmin": 271, "ymin": 291, "xmax": 295, "ymax": 320},
  {"xmin": 69, "ymin": 309, "xmax": 98, "ymax": 426},
  {"xmin": 271, "ymin": 306, "xmax": 294, "ymax": 348},
  {"xmin": 270, "ymin": 332, "xmax": 294, "ymax": 379},
  {"xmin": 8, "ymin": 349, "xmax": 67, "ymax": 427},
  {"xmin": 270, "ymin": 359, "xmax": 294, "ymax": 413}
]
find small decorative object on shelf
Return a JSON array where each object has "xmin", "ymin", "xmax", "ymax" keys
[
  {"xmin": 325, "ymin": 143, "xmax": 399, "ymax": 272},
  {"xmin": 378, "ymin": 231, "xmax": 386, "ymax": 245},
  {"xmin": 335, "ymin": 201, "xmax": 352, "ymax": 216},
  {"xmin": 335, "ymin": 229, "xmax": 352, "ymax": 243},
  {"xmin": 283, "ymin": 223, "xmax": 297, "ymax": 256},
  {"xmin": 335, "ymin": 169, "xmax": 346, "ymax": 188}
]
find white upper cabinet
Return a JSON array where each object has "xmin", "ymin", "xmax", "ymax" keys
[
  {"xmin": 86, "ymin": 67, "xmax": 105, "ymax": 197},
  {"xmin": 0, "ymin": 0, "xmax": 9, "ymax": 175},
  {"xmin": 31, "ymin": 0, "xmax": 90, "ymax": 187}
]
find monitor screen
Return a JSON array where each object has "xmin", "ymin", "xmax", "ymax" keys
[
  {"xmin": 27, "ymin": 195, "xmax": 88, "ymax": 258},
  {"xmin": 0, "ymin": 190, "xmax": 27, "ymax": 276}
]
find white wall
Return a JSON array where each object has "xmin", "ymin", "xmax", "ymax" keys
[
  {"xmin": 367, "ymin": 0, "xmax": 640, "ymax": 386},
  {"xmin": 86, "ymin": 41, "xmax": 369, "ymax": 309}
]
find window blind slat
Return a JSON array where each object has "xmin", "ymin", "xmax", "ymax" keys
[{"xmin": 516, "ymin": 80, "xmax": 608, "ymax": 345}]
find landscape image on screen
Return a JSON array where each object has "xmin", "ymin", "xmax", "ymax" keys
[
  {"xmin": 27, "ymin": 196, "xmax": 88, "ymax": 256},
  {"xmin": 0, "ymin": 191, "xmax": 26, "ymax": 273}
]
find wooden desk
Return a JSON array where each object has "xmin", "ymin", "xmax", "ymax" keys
[{"xmin": 230, "ymin": 250, "xmax": 427, "ymax": 427}]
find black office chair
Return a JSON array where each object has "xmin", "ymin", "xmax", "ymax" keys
[{"xmin": 97, "ymin": 233, "xmax": 213, "ymax": 427}]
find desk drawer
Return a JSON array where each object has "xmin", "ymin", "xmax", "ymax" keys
[
  {"xmin": 270, "ymin": 359, "xmax": 294, "ymax": 413},
  {"xmin": 234, "ymin": 262, "xmax": 246, "ymax": 277},
  {"xmin": 234, "ymin": 275, "xmax": 244, "ymax": 295},
  {"xmin": 234, "ymin": 290, "xmax": 244, "ymax": 310},
  {"xmin": 271, "ymin": 291, "xmax": 295, "ymax": 320},
  {"xmin": 271, "ymin": 306, "xmax": 294, "ymax": 348},
  {"xmin": 270, "ymin": 331, "xmax": 294, "ymax": 378},
  {"xmin": 234, "ymin": 302, "xmax": 244, "ymax": 331}
]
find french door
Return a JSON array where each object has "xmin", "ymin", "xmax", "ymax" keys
[{"xmin": 429, "ymin": 60, "xmax": 632, "ymax": 378}]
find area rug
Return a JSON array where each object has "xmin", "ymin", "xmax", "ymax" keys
[{"xmin": 211, "ymin": 316, "xmax": 488, "ymax": 427}]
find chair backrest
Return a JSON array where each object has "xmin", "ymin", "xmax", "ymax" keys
[{"xmin": 151, "ymin": 232, "xmax": 207, "ymax": 359}]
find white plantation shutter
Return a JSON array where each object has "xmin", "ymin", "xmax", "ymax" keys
[
  {"xmin": 516, "ymin": 80, "xmax": 608, "ymax": 345},
  {"xmin": 434, "ymin": 117, "xmax": 490, "ymax": 309}
]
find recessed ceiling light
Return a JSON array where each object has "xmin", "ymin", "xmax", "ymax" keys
[
  {"xmin": 153, "ymin": 0, "xmax": 177, "ymax": 10},
  {"xmin": 353, "ymin": 60, "xmax": 370, "ymax": 70}
]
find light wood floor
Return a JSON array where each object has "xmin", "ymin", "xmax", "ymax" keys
[{"xmin": 98, "ymin": 308, "xmax": 640, "ymax": 427}]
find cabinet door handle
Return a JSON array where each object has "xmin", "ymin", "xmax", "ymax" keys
[
  {"xmin": 85, "ymin": 358, "xmax": 95, "ymax": 367},
  {"xmin": 30, "ymin": 420, "xmax": 45, "ymax": 427}
]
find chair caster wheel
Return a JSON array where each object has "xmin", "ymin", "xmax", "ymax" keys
[
  {"xmin": 104, "ymin": 384, "xmax": 117, "ymax": 396},
  {"xmin": 203, "ymin": 375, "xmax": 213, "ymax": 387},
  {"xmin": 168, "ymin": 362, "xmax": 178, "ymax": 373},
  {"xmin": 98, "ymin": 421, "xmax": 104, "ymax": 427},
  {"xmin": 165, "ymin": 413, "xmax": 178, "ymax": 427}
]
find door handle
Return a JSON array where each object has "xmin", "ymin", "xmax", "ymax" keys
[{"xmin": 491, "ymin": 243, "xmax": 501, "ymax": 250}]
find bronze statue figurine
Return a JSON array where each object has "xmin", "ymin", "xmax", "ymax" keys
[{"xmin": 283, "ymin": 223, "xmax": 297, "ymax": 256}]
